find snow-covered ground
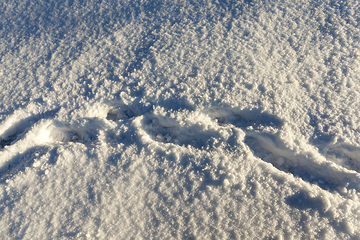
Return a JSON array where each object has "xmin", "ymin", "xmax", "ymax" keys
[{"xmin": 1, "ymin": 0, "xmax": 360, "ymax": 239}]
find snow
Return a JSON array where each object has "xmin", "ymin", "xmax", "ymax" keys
[{"xmin": 1, "ymin": 0, "xmax": 360, "ymax": 239}]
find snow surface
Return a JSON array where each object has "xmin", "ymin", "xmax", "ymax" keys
[{"xmin": 1, "ymin": 0, "xmax": 360, "ymax": 239}]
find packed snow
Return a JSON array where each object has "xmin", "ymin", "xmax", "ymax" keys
[{"xmin": 1, "ymin": 0, "xmax": 360, "ymax": 239}]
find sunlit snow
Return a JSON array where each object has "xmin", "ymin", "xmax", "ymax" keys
[{"xmin": 1, "ymin": 0, "xmax": 360, "ymax": 239}]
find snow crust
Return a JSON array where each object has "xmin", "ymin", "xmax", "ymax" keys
[{"xmin": 1, "ymin": 0, "xmax": 360, "ymax": 239}]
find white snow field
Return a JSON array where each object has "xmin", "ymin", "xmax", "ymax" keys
[{"xmin": 1, "ymin": 0, "xmax": 360, "ymax": 239}]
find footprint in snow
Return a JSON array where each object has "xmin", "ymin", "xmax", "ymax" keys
[
  {"xmin": 0, "ymin": 108, "xmax": 59, "ymax": 149},
  {"xmin": 325, "ymin": 144, "xmax": 360, "ymax": 173},
  {"xmin": 106, "ymin": 105, "xmax": 138, "ymax": 121},
  {"xmin": 213, "ymin": 108, "xmax": 284, "ymax": 130},
  {"xmin": 47, "ymin": 118, "xmax": 106, "ymax": 143},
  {"xmin": 140, "ymin": 114, "xmax": 224, "ymax": 150},
  {"xmin": 3, "ymin": 101, "xmax": 358, "ymax": 197},
  {"xmin": 208, "ymin": 107, "xmax": 360, "ymax": 195},
  {"xmin": 93, "ymin": 104, "xmax": 360, "ymax": 195},
  {"xmin": 244, "ymin": 133, "xmax": 360, "ymax": 193}
]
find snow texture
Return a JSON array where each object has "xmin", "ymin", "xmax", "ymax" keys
[{"xmin": 1, "ymin": 0, "xmax": 360, "ymax": 239}]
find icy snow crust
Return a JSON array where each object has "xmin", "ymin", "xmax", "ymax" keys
[{"xmin": 1, "ymin": 0, "xmax": 360, "ymax": 239}]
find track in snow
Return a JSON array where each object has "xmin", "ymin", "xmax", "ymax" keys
[{"xmin": 1, "ymin": 102, "xmax": 360, "ymax": 197}]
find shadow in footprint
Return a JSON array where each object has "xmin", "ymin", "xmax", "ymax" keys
[
  {"xmin": 48, "ymin": 118, "xmax": 105, "ymax": 144},
  {"xmin": 0, "ymin": 108, "xmax": 60, "ymax": 148},
  {"xmin": 48, "ymin": 146, "xmax": 59, "ymax": 165},
  {"xmin": 244, "ymin": 133, "xmax": 344, "ymax": 192},
  {"xmin": 106, "ymin": 105, "xmax": 138, "ymax": 121},
  {"xmin": 141, "ymin": 114, "xmax": 224, "ymax": 150},
  {"xmin": 285, "ymin": 191, "xmax": 325, "ymax": 211},
  {"xmin": 325, "ymin": 144, "xmax": 360, "ymax": 174},
  {"xmin": 105, "ymin": 98, "xmax": 146, "ymax": 122},
  {"xmin": 0, "ymin": 145, "xmax": 50, "ymax": 182},
  {"xmin": 285, "ymin": 190, "xmax": 351, "ymax": 234},
  {"xmin": 209, "ymin": 107, "xmax": 284, "ymax": 130}
]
